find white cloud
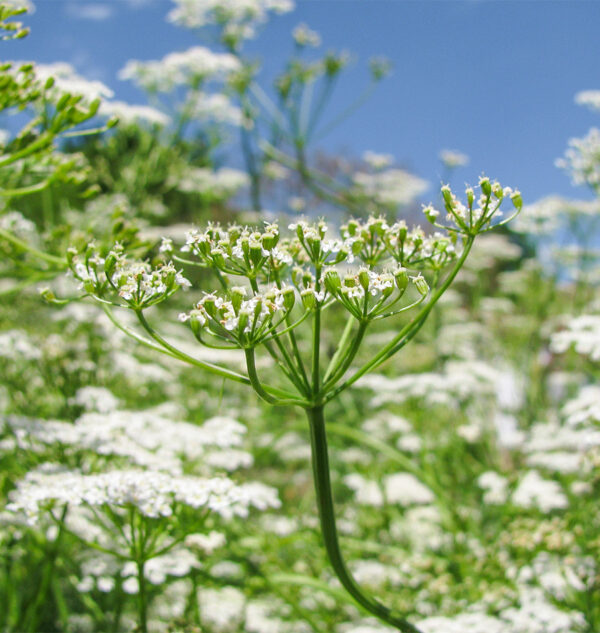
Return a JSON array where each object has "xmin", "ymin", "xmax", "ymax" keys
[{"xmin": 65, "ymin": 3, "xmax": 113, "ymax": 21}]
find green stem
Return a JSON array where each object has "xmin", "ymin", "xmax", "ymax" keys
[
  {"xmin": 312, "ymin": 302, "xmax": 321, "ymax": 396},
  {"xmin": 0, "ymin": 227, "xmax": 64, "ymax": 266},
  {"xmin": 322, "ymin": 320, "xmax": 367, "ymax": 392},
  {"xmin": 22, "ymin": 506, "xmax": 68, "ymax": 633},
  {"xmin": 325, "ymin": 237, "xmax": 474, "ymax": 403},
  {"xmin": 244, "ymin": 347, "xmax": 307, "ymax": 407},
  {"xmin": 0, "ymin": 179, "xmax": 51, "ymax": 198},
  {"xmin": 306, "ymin": 405, "xmax": 422, "ymax": 633},
  {"xmin": 136, "ymin": 545, "xmax": 148, "ymax": 633},
  {"xmin": 270, "ymin": 335, "xmax": 310, "ymax": 396},
  {"xmin": 135, "ymin": 309, "xmax": 251, "ymax": 386},
  {"xmin": 323, "ymin": 314, "xmax": 354, "ymax": 383}
]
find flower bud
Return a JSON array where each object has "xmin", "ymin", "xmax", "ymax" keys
[
  {"xmin": 411, "ymin": 274, "xmax": 429, "ymax": 296},
  {"xmin": 343, "ymin": 274, "xmax": 357, "ymax": 288},
  {"xmin": 201, "ymin": 295, "xmax": 217, "ymax": 318},
  {"xmin": 345, "ymin": 220, "xmax": 358, "ymax": 237},
  {"xmin": 240, "ymin": 237, "xmax": 250, "ymax": 258},
  {"xmin": 301, "ymin": 289, "xmax": 316, "ymax": 310},
  {"xmin": 423, "ymin": 205, "xmax": 439, "ymax": 224},
  {"xmin": 351, "ymin": 238, "xmax": 364, "ymax": 256},
  {"xmin": 492, "ymin": 181, "xmax": 504, "ymax": 199},
  {"xmin": 301, "ymin": 271, "xmax": 313, "ymax": 288},
  {"xmin": 282, "ymin": 286, "xmax": 295, "ymax": 310},
  {"xmin": 333, "ymin": 247, "xmax": 349, "ymax": 264},
  {"xmin": 306, "ymin": 234, "xmax": 321, "ymax": 259},
  {"xmin": 189, "ymin": 310, "xmax": 207, "ymax": 336},
  {"xmin": 441, "ymin": 185, "xmax": 453, "ymax": 206},
  {"xmin": 249, "ymin": 241, "xmax": 263, "ymax": 266},
  {"xmin": 466, "ymin": 187, "xmax": 475, "ymax": 207},
  {"xmin": 39, "ymin": 287, "xmax": 56, "ymax": 303},
  {"xmin": 394, "ymin": 267, "xmax": 408, "ymax": 292},
  {"xmin": 479, "ymin": 176, "xmax": 492, "ymax": 197},
  {"xmin": 104, "ymin": 252, "xmax": 118, "ymax": 278},
  {"xmin": 237, "ymin": 309, "xmax": 249, "ymax": 333},
  {"xmin": 381, "ymin": 279, "xmax": 395, "ymax": 299},
  {"xmin": 358, "ymin": 269, "xmax": 370, "ymax": 292},
  {"xmin": 262, "ymin": 231, "xmax": 278, "ymax": 250},
  {"xmin": 253, "ymin": 297, "xmax": 264, "ymax": 319},
  {"xmin": 397, "ymin": 222, "xmax": 407, "ymax": 242},
  {"xmin": 230, "ymin": 287, "xmax": 246, "ymax": 313},
  {"xmin": 228, "ymin": 225, "xmax": 241, "ymax": 243},
  {"xmin": 66, "ymin": 247, "xmax": 77, "ymax": 267},
  {"xmin": 323, "ymin": 269, "xmax": 341, "ymax": 295},
  {"xmin": 212, "ymin": 251, "xmax": 226, "ymax": 269},
  {"xmin": 511, "ymin": 190, "xmax": 523, "ymax": 210}
]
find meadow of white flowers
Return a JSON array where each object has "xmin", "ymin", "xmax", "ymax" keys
[{"xmin": 0, "ymin": 1, "xmax": 599, "ymax": 632}]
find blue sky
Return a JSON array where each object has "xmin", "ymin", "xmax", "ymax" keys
[{"xmin": 9, "ymin": 0, "xmax": 600, "ymax": 204}]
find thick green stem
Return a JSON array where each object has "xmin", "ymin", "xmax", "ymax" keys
[{"xmin": 306, "ymin": 405, "xmax": 422, "ymax": 633}]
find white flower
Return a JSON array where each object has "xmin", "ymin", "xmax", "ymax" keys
[
  {"xmin": 439, "ymin": 149, "xmax": 469, "ymax": 169},
  {"xmin": 352, "ymin": 168, "xmax": 428, "ymax": 207},
  {"xmin": 575, "ymin": 89, "xmax": 600, "ymax": 112},
  {"xmin": 557, "ymin": 127, "xmax": 600, "ymax": 189},
  {"xmin": 551, "ymin": 314, "xmax": 600, "ymax": 360},
  {"xmin": 292, "ymin": 23, "xmax": 321, "ymax": 47},
  {"xmin": 383, "ymin": 473, "xmax": 434, "ymax": 506},
  {"xmin": 362, "ymin": 150, "xmax": 394, "ymax": 170},
  {"xmin": 98, "ymin": 100, "xmax": 170, "ymax": 126},
  {"xmin": 119, "ymin": 46, "xmax": 240, "ymax": 93},
  {"xmin": 33, "ymin": 62, "xmax": 114, "ymax": 104},
  {"xmin": 477, "ymin": 471, "xmax": 509, "ymax": 505},
  {"xmin": 7, "ymin": 467, "xmax": 280, "ymax": 524},
  {"xmin": 512, "ymin": 471, "xmax": 568, "ymax": 512},
  {"xmin": 343, "ymin": 474, "xmax": 383, "ymax": 507},
  {"xmin": 186, "ymin": 91, "xmax": 242, "ymax": 125},
  {"xmin": 168, "ymin": 0, "xmax": 294, "ymax": 41}
]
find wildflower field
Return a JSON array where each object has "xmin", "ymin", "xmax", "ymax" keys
[{"xmin": 0, "ymin": 1, "xmax": 599, "ymax": 632}]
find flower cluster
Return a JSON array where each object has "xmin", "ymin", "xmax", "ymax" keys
[
  {"xmin": 119, "ymin": 46, "xmax": 240, "ymax": 93},
  {"xmin": 351, "ymin": 167, "xmax": 429, "ymax": 209},
  {"xmin": 340, "ymin": 217, "xmax": 456, "ymax": 269},
  {"xmin": 167, "ymin": 0, "xmax": 294, "ymax": 47},
  {"xmin": 556, "ymin": 127, "xmax": 600, "ymax": 191},
  {"xmin": 322, "ymin": 266, "xmax": 428, "ymax": 321},
  {"xmin": 180, "ymin": 284, "xmax": 295, "ymax": 348},
  {"xmin": 439, "ymin": 149, "xmax": 469, "ymax": 169},
  {"xmin": 423, "ymin": 177, "xmax": 522, "ymax": 236},
  {"xmin": 33, "ymin": 61, "xmax": 114, "ymax": 105},
  {"xmin": 550, "ymin": 314, "xmax": 600, "ymax": 361},
  {"xmin": 68, "ymin": 243, "xmax": 190, "ymax": 309},
  {"xmin": 182, "ymin": 221, "xmax": 291, "ymax": 278},
  {"xmin": 7, "ymin": 466, "xmax": 281, "ymax": 524}
]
